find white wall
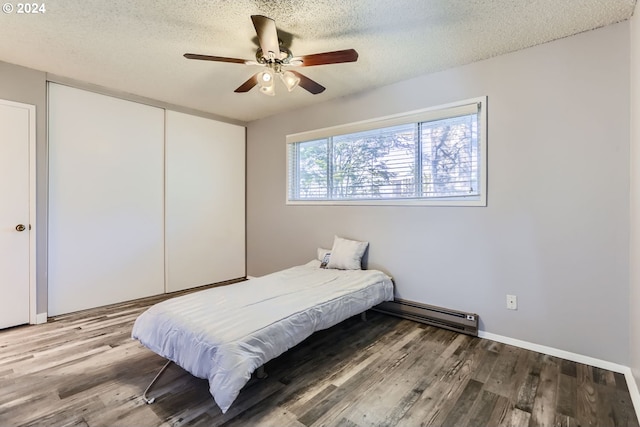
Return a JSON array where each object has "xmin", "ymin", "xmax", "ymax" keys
[
  {"xmin": 247, "ymin": 23, "xmax": 631, "ymax": 364},
  {"xmin": 630, "ymin": 8, "xmax": 640, "ymax": 386}
]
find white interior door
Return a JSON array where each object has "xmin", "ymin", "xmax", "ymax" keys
[{"xmin": 0, "ymin": 99, "xmax": 34, "ymax": 329}]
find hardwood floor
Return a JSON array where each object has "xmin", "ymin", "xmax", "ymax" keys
[{"xmin": 0, "ymin": 290, "xmax": 638, "ymax": 427}]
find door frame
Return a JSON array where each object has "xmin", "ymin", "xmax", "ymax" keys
[{"xmin": 1, "ymin": 98, "xmax": 37, "ymax": 324}]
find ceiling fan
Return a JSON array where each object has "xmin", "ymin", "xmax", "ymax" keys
[{"xmin": 184, "ymin": 15, "xmax": 358, "ymax": 96}]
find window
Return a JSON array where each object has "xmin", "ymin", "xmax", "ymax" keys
[{"xmin": 287, "ymin": 97, "xmax": 487, "ymax": 206}]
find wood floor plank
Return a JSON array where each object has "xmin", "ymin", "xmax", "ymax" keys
[
  {"xmin": 464, "ymin": 389, "xmax": 501, "ymax": 427},
  {"xmin": 561, "ymin": 359, "xmax": 578, "ymax": 378},
  {"xmin": 484, "ymin": 394, "xmax": 514, "ymax": 426},
  {"xmin": 470, "ymin": 343, "xmax": 500, "ymax": 383},
  {"xmin": 555, "ymin": 413, "xmax": 581, "ymax": 427},
  {"xmin": 505, "ymin": 406, "xmax": 532, "ymax": 426},
  {"xmin": 483, "ymin": 342, "xmax": 531, "ymax": 399},
  {"xmin": 577, "ymin": 362, "xmax": 600, "ymax": 426},
  {"xmin": 297, "ymin": 385, "xmax": 339, "ymax": 425},
  {"xmin": 557, "ymin": 373, "xmax": 578, "ymax": 418},
  {"xmin": 0, "ymin": 290, "xmax": 637, "ymax": 427},
  {"xmin": 514, "ymin": 353, "xmax": 543, "ymax": 413},
  {"xmin": 379, "ymin": 377, "xmax": 431, "ymax": 426},
  {"xmin": 529, "ymin": 356, "xmax": 560, "ymax": 427},
  {"xmin": 439, "ymin": 379, "xmax": 484, "ymax": 426},
  {"xmin": 616, "ymin": 372, "xmax": 631, "ymax": 391}
]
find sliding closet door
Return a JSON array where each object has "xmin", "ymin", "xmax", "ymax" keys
[
  {"xmin": 48, "ymin": 84, "xmax": 165, "ymax": 316},
  {"xmin": 165, "ymin": 111, "xmax": 245, "ymax": 292}
]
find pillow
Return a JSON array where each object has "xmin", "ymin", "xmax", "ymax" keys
[
  {"xmin": 317, "ymin": 247, "xmax": 331, "ymax": 261},
  {"xmin": 317, "ymin": 247, "xmax": 331, "ymax": 268},
  {"xmin": 326, "ymin": 236, "xmax": 368, "ymax": 270}
]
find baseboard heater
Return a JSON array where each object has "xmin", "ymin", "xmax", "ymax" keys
[{"xmin": 373, "ymin": 298, "xmax": 479, "ymax": 337}]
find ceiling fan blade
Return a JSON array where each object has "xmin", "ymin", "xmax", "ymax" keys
[
  {"xmin": 289, "ymin": 71, "xmax": 325, "ymax": 94},
  {"xmin": 295, "ymin": 49, "xmax": 358, "ymax": 67},
  {"xmin": 251, "ymin": 15, "xmax": 280, "ymax": 60},
  {"xmin": 184, "ymin": 53, "xmax": 247, "ymax": 64},
  {"xmin": 234, "ymin": 74, "xmax": 259, "ymax": 93}
]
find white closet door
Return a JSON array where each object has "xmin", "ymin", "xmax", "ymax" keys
[
  {"xmin": 165, "ymin": 111, "xmax": 245, "ymax": 292},
  {"xmin": 48, "ymin": 84, "xmax": 165, "ymax": 316}
]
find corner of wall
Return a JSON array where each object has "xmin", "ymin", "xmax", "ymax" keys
[
  {"xmin": 627, "ymin": 367, "xmax": 640, "ymax": 425},
  {"xmin": 630, "ymin": 5, "xmax": 640, "ymax": 399}
]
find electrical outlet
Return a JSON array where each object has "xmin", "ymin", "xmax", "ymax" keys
[{"xmin": 506, "ymin": 294, "xmax": 517, "ymax": 310}]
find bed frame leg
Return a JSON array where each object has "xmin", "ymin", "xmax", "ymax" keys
[
  {"xmin": 361, "ymin": 311, "xmax": 367, "ymax": 322},
  {"xmin": 256, "ymin": 365, "xmax": 268, "ymax": 379},
  {"xmin": 142, "ymin": 360, "xmax": 173, "ymax": 404}
]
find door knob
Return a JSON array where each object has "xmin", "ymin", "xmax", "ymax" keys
[{"xmin": 15, "ymin": 224, "xmax": 26, "ymax": 232}]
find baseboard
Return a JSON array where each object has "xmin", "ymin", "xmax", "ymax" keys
[
  {"xmin": 478, "ymin": 331, "xmax": 627, "ymax": 372},
  {"xmin": 246, "ymin": 275, "xmax": 257, "ymax": 280},
  {"xmin": 479, "ymin": 331, "xmax": 640, "ymax": 421},
  {"xmin": 35, "ymin": 312, "xmax": 47, "ymax": 324}
]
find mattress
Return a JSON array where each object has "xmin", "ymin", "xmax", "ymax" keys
[{"xmin": 131, "ymin": 260, "xmax": 394, "ymax": 413}]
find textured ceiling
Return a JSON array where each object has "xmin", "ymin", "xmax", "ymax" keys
[{"xmin": 0, "ymin": 0, "xmax": 636, "ymax": 122}]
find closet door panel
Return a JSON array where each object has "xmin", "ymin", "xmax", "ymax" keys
[
  {"xmin": 48, "ymin": 84, "xmax": 165, "ymax": 316},
  {"xmin": 166, "ymin": 111, "xmax": 245, "ymax": 292}
]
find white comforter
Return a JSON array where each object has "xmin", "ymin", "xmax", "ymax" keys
[{"xmin": 131, "ymin": 260, "xmax": 393, "ymax": 413}]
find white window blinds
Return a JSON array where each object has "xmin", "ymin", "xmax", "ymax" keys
[{"xmin": 287, "ymin": 97, "xmax": 486, "ymax": 206}]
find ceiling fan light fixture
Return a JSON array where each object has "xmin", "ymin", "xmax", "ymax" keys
[
  {"xmin": 259, "ymin": 84, "xmax": 275, "ymax": 96},
  {"xmin": 257, "ymin": 70, "xmax": 275, "ymax": 96},
  {"xmin": 258, "ymin": 70, "xmax": 273, "ymax": 85},
  {"xmin": 280, "ymin": 71, "xmax": 300, "ymax": 92}
]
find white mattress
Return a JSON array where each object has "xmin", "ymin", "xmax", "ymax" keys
[{"xmin": 131, "ymin": 260, "xmax": 394, "ymax": 413}]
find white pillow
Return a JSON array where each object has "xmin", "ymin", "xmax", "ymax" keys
[{"xmin": 326, "ymin": 236, "xmax": 368, "ymax": 270}]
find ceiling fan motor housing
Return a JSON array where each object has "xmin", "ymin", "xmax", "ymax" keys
[{"xmin": 255, "ymin": 46, "xmax": 293, "ymax": 66}]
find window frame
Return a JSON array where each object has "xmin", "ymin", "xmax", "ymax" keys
[{"xmin": 286, "ymin": 96, "xmax": 487, "ymax": 207}]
